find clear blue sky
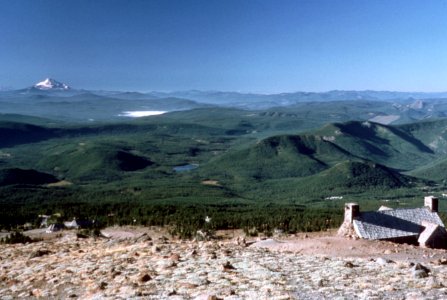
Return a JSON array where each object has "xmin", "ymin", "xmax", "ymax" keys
[{"xmin": 1, "ymin": 0, "xmax": 447, "ymax": 92}]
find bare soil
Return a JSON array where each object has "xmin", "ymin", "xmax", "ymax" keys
[{"xmin": 251, "ymin": 230, "xmax": 447, "ymax": 263}]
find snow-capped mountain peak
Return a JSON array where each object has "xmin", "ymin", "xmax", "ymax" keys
[{"xmin": 34, "ymin": 78, "xmax": 71, "ymax": 90}]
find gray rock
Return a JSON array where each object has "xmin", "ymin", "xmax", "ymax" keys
[
  {"xmin": 222, "ymin": 261, "xmax": 236, "ymax": 271},
  {"xmin": 135, "ymin": 233, "xmax": 151, "ymax": 242},
  {"xmin": 194, "ymin": 294, "xmax": 218, "ymax": 300},
  {"xmin": 426, "ymin": 276, "xmax": 442, "ymax": 288},
  {"xmin": 376, "ymin": 257, "xmax": 394, "ymax": 265},
  {"xmin": 139, "ymin": 273, "xmax": 151, "ymax": 282},
  {"xmin": 29, "ymin": 249, "xmax": 52, "ymax": 258},
  {"xmin": 151, "ymin": 245, "xmax": 160, "ymax": 253},
  {"xmin": 411, "ymin": 262, "xmax": 430, "ymax": 273},
  {"xmin": 343, "ymin": 261, "xmax": 355, "ymax": 268},
  {"xmin": 412, "ymin": 269, "xmax": 429, "ymax": 279}
]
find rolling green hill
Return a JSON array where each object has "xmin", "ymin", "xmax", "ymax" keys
[
  {"xmin": 34, "ymin": 143, "xmax": 155, "ymax": 182},
  {"xmin": 1, "ymin": 112, "xmax": 446, "ymax": 233},
  {"xmin": 1, "ymin": 116, "xmax": 443, "ymax": 189},
  {"xmin": 312, "ymin": 121, "xmax": 435, "ymax": 170},
  {"xmin": 409, "ymin": 158, "xmax": 447, "ymax": 182},
  {"xmin": 0, "ymin": 121, "xmax": 58, "ymax": 148},
  {"xmin": 200, "ymin": 120, "xmax": 437, "ymax": 187},
  {"xmin": 202, "ymin": 134, "xmax": 356, "ymax": 181},
  {"xmin": 303, "ymin": 161, "xmax": 410, "ymax": 189},
  {"xmin": 399, "ymin": 118, "xmax": 447, "ymax": 156},
  {"xmin": 235, "ymin": 160, "xmax": 413, "ymax": 204}
]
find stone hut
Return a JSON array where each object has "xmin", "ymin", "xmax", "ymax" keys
[{"xmin": 338, "ymin": 196, "xmax": 447, "ymax": 248}]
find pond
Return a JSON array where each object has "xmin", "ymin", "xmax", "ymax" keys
[{"xmin": 173, "ymin": 164, "xmax": 199, "ymax": 172}]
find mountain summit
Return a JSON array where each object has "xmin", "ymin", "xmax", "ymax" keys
[{"xmin": 34, "ymin": 78, "xmax": 70, "ymax": 90}]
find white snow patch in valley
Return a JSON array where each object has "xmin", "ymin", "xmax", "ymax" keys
[{"xmin": 119, "ymin": 111, "xmax": 167, "ymax": 117}]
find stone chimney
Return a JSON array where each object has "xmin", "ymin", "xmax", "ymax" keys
[
  {"xmin": 344, "ymin": 203, "xmax": 360, "ymax": 223},
  {"xmin": 424, "ymin": 196, "xmax": 439, "ymax": 213}
]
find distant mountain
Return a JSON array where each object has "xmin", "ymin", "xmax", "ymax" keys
[
  {"xmin": 4, "ymin": 80, "xmax": 447, "ymax": 123},
  {"xmin": 6, "ymin": 80, "xmax": 447, "ymax": 104},
  {"xmin": 0, "ymin": 87, "xmax": 211, "ymax": 122},
  {"xmin": 33, "ymin": 78, "xmax": 71, "ymax": 90},
  {"xmin": 111, "ymin": 91, "xmax": 159, "ymax": 100},
  {"xmin": 148, "ymin": 90, "xmax": 447, "ymax": 108}
]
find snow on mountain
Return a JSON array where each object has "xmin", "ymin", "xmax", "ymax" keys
[
  {"xmin": 408, "ymin": 99, "xmax": 424, "ymax": 110},
  {"xmin": 34, "ymin": 78, "xmax": 71, "ymax": 90}
]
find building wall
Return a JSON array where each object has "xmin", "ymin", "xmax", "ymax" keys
[
  {"xmin": 422, "ymin": 229, "xmax": 447, "ymax": 249},
  {"xmin": 381, "ymin": 235, "xmax": 418, "ymax": 245}
]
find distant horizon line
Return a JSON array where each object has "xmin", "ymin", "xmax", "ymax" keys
[{"xmin": 3, "ymin": 80, "xmax": 447, "ymax": 95}]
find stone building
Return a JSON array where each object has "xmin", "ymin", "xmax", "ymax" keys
[{"xmin": 338, "ymin": 196, "xmax": 447, "ymax": 248}]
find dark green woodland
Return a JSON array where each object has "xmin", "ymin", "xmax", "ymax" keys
[{"xmin": 2, "ymin": 88, "xmax": 447, "ymax": 237}]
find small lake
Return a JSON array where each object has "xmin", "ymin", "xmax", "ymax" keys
[
  {"xmin": 173, "ymin": 164, "xmax": 199, "ymax": 172},
  {"xmin": 119, "ymin": 111, "xmax": 167, "ymax": 117}
]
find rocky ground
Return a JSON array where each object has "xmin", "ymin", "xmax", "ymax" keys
[{"xmin": 2, "ymin": 228, "xmax": 447, "ymax": 299}]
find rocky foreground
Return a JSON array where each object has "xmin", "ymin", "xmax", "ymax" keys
[{"xmin": 2, "ymin": 229, "xmax": 447, "ymax": 299}]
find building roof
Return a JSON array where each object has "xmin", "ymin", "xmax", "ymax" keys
[
  {"xmin": 378, "ymin": 205, "xmax": 393, "ymax": 211},
  {"xmin": 353, "ymin": 207, "xmax": 444, "ymax": 240},
  {"xmin": 64, "ymin": 220, "xmax": 79, "ymax": 228}
]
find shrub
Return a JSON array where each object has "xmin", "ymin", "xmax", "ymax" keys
[
  {"xmin": 76, "ymin": 228, "xmax": 103, "ymax": 239},
  {"xmin": 1, "ymin": 231, "xmax": 34, "ymax": 244}
]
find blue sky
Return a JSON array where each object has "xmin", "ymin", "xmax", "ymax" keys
[{"xmin": 1, "ymin": 0, "xmax": 447, "ymax": 92}]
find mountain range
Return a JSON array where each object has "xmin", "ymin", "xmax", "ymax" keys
[
  {"xmin": 2, "ymin": 79, "xmax": 447, "ymax": 204},
  {"xmin": 2, "ymin": 79, "xmax": 447, "ymax": 123}
]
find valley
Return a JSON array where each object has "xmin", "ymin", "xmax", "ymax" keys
[{"xmin": 2, "ymin": 80, "xmax": 447, "ymax": 236}]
